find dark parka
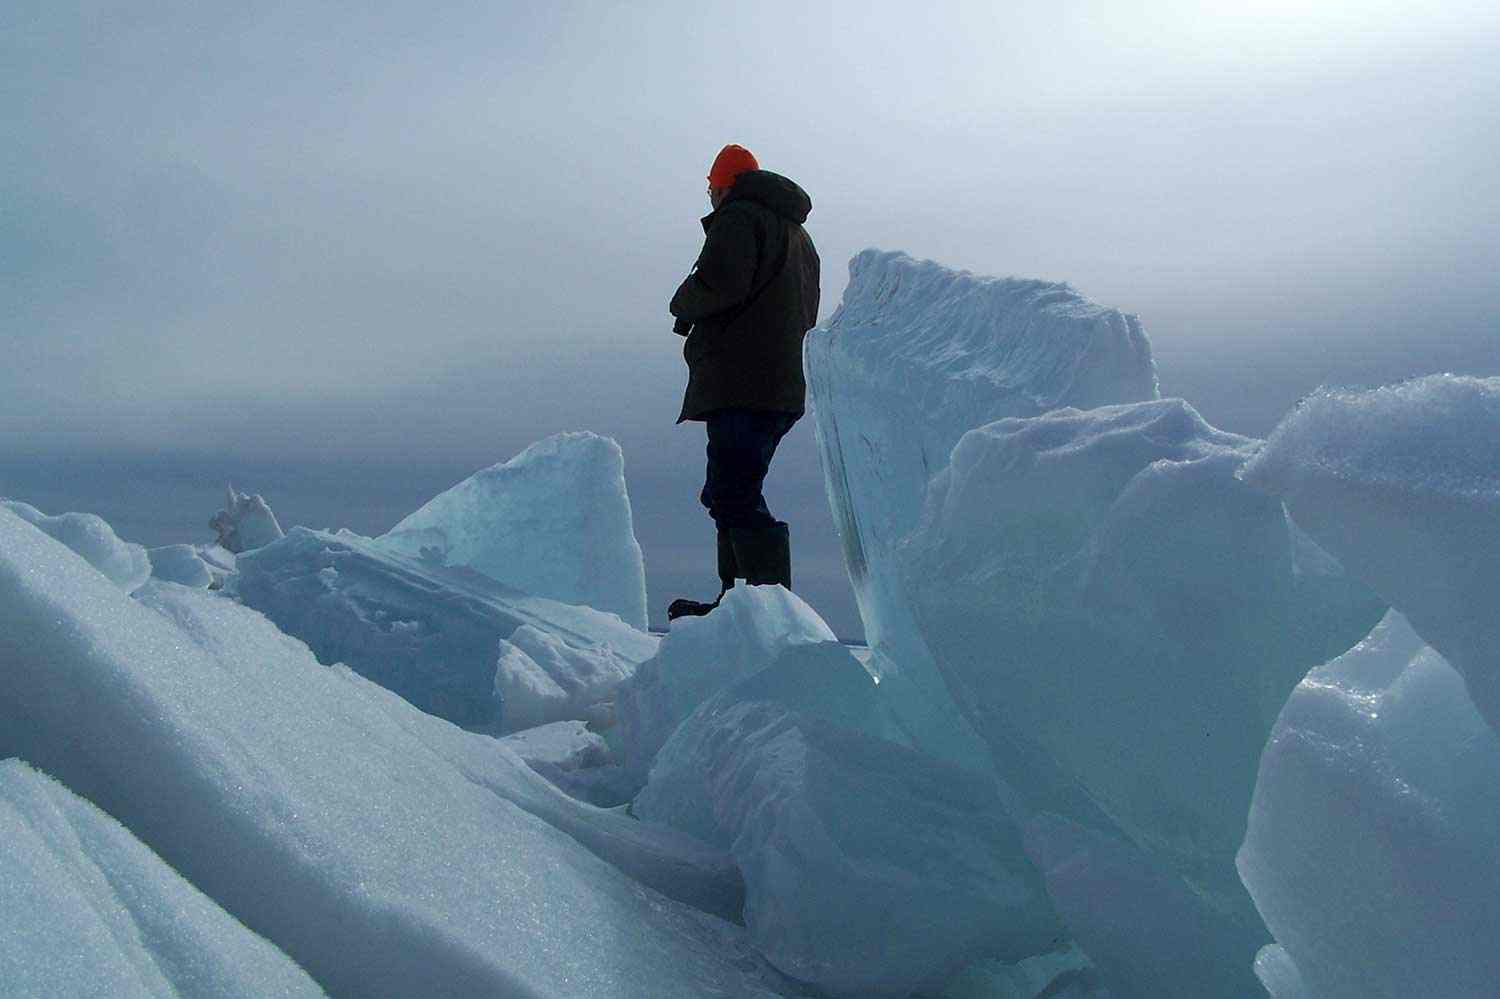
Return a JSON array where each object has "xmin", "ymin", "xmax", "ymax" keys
[{"xmin": 670, "ymin": 170, "xmax": 821, "ymax": 423}]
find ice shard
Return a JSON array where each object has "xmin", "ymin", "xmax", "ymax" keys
[
  {"xmin": 1238, "ymin": 612, "xmax": 1500, "ymax": 998},
  {"xmin": 805, "ymin": 249, "xmax": 1159, "ymax": 764},
  {"xmin": 0, "ymin": 507, "xmax": 796, "ymax": 998},
  {"xmin": 234, "ymin": 526, "xmax": 655, "ymax": 729},
  {"xmin": 378, "ymin": 431, "xmax": 648, "ymax": 630},
  {"xmin": 1241, "ymin": 374, "xmax": 1500, "ymax": 731}
]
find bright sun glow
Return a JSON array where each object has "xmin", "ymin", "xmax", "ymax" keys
[{"xmin": 1087, "ymin": 0, "xmax": 1494, "ymax": 69}]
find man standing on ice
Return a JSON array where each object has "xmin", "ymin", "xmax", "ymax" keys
[{"xmin": 666, "ymin": 144, "xmax": 821, "ymax": 621}]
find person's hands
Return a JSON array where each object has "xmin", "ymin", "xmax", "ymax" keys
[{"xmin": 673, "ymin": 317, "xmax": 692, "ymax": 336}]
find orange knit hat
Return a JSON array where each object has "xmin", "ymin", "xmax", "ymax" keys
[{"xmin": 707, "ymin": 144, "xmax": 759, "ymax": 188}]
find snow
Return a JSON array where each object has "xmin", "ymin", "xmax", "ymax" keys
[
  {"xmin": 0, "ymin": 759, "xmax": 323, "ymax": 998},
  {"xmin": 804, "ymin": 250, "xmax": 1158, "ymax": 763},
  {"xmin": 899, "ymin": 399, "xmax": 1382, "ymax": 992},
  {"xmin": 1241, "ymin": 374, "xmax": 1500, "ymax": 730},
  {"xmin": 0, "ymin": 506, "xmax": 800, "ymax": 998},
  {"xmin": 378, "ymin": 431, "xmax": 649, "ymax": 630},
  {"xmin": 1, "ymin": 499, "xmax": 151, "ymax": 592},
  {"xmin": 1237, "ymin": 611, "xmax": 1500, "ymax": 998},
  {"xmin": 233, "ymin": 525, "xmax": 655, "ymax": 729},
  {"xmin": 147, "ymin": 543, "xmax": 214, "ymax": 587},
  {"xmin": 614, "ymin": 582, "xmax": 837, "ymax": 784},
  {"xmin": 636, "ymin": 641, "xmax": 1058, "ymax": 996},
  {"xmin": 209, "ymin": 486, "xmax": 284, "ymax": 553}
]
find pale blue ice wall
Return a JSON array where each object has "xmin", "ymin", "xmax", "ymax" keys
[{"xmin": 805, "ymin": 250, "xmax": 1385, "ymax": 997}]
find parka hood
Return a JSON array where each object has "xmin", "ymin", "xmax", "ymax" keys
[{"xmin": 725, "ymin": 170, "xmax": 812, "ymax": 224}]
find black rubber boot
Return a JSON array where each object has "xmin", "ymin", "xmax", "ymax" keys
[
  {"xmin": 716, "ymin": 529, "xmax": 739, "ymax": 593},
  {"xmin": 727, "ymin": 522, "xmax": 791, "ymax": 590},
  {"xmin": 667, "ymin": 596, "xmax": 716, "ymax": 621},
  {"xmin": 667, "ymin": 531, "xmax": 742, "ymax": 622}
]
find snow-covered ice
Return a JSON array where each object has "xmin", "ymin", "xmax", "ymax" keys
[
  {"xmin": 147, "ymin": 543, "xmax": 214, "ymax": 588},
  {"xmin": 378, "ymin": 431, "xmax": 649, "ymax": 630},
  {"xmin": 209, "ymin": 486, "xmax": 284, "ymax": 553},
  {"xmin": 0, "ymin": 759, "xmax": 323, "ymax": 998},
  {"xmin": 637, "ymin": 640, "xmax": 1058, "ymax": 996},
  {"xmin": 614, "ymin": 582, "xmax": 837, "ymax": 783},
  {"xmin": 0, "ymin": 506, "xmax": 799, "ymax": 997},
  {"xmin": 1237, "ymin": 612, "xmax": 1500, "ymax": 998},
  {"xmin": 234, "ymin": 526, "xmax": 655, "ymax": 729},
  {"xmin": 1, "ymin": 499, "xmax": 151, "ymax": 592},
  {"xmin": 1241, "ymin": 374, "xmax": 1500, "ymax": 730}
]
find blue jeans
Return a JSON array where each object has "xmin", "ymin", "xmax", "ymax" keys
[{"xmin": 700, "ymin": 409, "xmax": 799, "ymax": 530}]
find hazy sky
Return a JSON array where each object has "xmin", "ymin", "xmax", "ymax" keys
[
  {"xmin": 6, "ymin": 1, "xmax": 1497, "ymax": 636},
  {"xmin": 7, "ymin": 0, "xmax": 1497, "ymax": 457}
]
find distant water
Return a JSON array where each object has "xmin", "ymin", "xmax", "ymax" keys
[{"xmin": 0, "ymin": 438, "xmax": 865, "ymax": 641}]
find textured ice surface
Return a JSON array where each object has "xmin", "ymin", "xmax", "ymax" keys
[
  {"xmin": 498, "ymin": 720, "xmax": 635, "ymax": 807},
  {"xmin": 1024, "ymin": 814, "xmax": 1261, "ymax": 998},
  {"xmin": 209, "ymin": 486, "xmax": 284, "ymax": 553},
  {"xmin": 0, "ymin": 508, "xmax": 798, "ymax": 997},
  {"xmin": 379, "ymin": 431, "xmax": 648, "ymax": 629},
  {"xmin": 1253, "ymin": 946, "xmax": 1311, "ymax": 999},
  {"xmin": 494, "ymin": 624, "xmax": 631, "ymax": 732},
  {"xmin": 806, "ymin": 250, "xmax": 1158, "ymax": 764},
  {"xmin": 802, "ymin": 253, "xmax": 1387, "ymax": 994},
  {"xmin": 802, "ymin": 250, "xmax": 1402, "ymax": 995},
  {"xmin": 235, "ymin": 526, "xmax": 655, "ymax": 729},
  {"xmin": 500, "ymin": 720, "xmax": 611, "ymax": 771},
  {"xmin": 941, "ymin": 945, "xmax": 1105, "ymax": 999},
  {"xmin": 614, "ymin": 583, "xmax": 837, "ymax": 783},
  {"xmin": 0, "ymin": 759, "xmax": 323, "ymax": 998},
  {"xmin": 901, "ymin": 400, "xmax": 1382, "ymax": 992},
  {"xmin": 1242, "ymin": 374, "xmax": 1500, "ymax": 730},
  {"xmin": 807, "ymin": 249, "xmax": 1159, "ymax": 582},
  {"xmin": 1238, "ymin": 611, "xmax": 1500, "ymax": 998},
  {"xmin": 638, "ymin": 641, "xmax": 1057, "ymax": 996},
  {"xmin": 1, "ymin": 499, "xmax": 151, "ymax": 592},
  {"xmin": 147, "ymin": 543, "xmax": 214, "ymax": 587}
]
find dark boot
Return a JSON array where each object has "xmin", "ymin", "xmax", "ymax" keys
[
  {"xmin": 667, "ymin": 531, "xmax": 742, "ymax": 622},
  {"xmin": 717, "ymin": 528, "xmax": 739, "ymax": 593},
  {"xmin": 667, "ymin": 596, "xmax": 716, "ymax": 621},
  {"xmin": 727, "ymin": 522, "xmax": 791, "ymax": 589}
]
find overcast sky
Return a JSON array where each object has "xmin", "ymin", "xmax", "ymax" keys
[{"xmin": 7, "ymin": 0, "xmax": 1498, "ymax": 460}]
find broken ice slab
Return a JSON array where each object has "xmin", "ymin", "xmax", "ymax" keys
[
  {"xmin": 0, "ymin": 507, "xmax": 791, "ymax": 997},
  {"xmin": 377, "ymin": 431, "xmax": 648, "ymax": 630},
  {"xmin": 1239, "ymin": 611, "xmax": 1500, "ymax": 999},
  {"xmin": 234, "ymin": 526, "xmax": 655, "ymax": 729},
  {"xmin": 1242, "ymin": 374, "xmax": 1500, "ymax": 731}
]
